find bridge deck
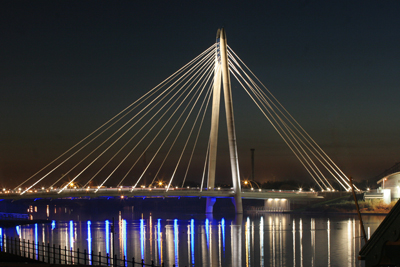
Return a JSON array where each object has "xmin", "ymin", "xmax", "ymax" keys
[{"xmin": 0, "ymin": 188, "xmax": 322, "ymax": 201}]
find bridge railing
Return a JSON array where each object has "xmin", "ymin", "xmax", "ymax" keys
[{"xmin": 0, "ymin": 235, "xmax": 165, "ymax": 267}]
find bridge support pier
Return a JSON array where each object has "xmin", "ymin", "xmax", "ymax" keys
[{"xmin": 206, "ymin": 197, "xmax": 217, "ymax": 213}]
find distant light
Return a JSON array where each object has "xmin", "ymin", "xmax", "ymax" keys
[
  {"xmin": 258, "ymin": 189, "xmax": 262, "ymax": 192},
  {"xmin": 299, "ymin": 188, "xmax": 302, "ymax": 192},
  {"xmin": 251, "ymin": 188, "xmax": 254, "ymax": 190},
  {"xmin": 367, "ymin": 188, "xmax": 370, "ymax": 191},
  {"xmin": 217, "ymin": 187, "xmax": 221, "ymax": 190},
  {"xmin": 120, "ymin": 196, "xmax": 124, "ymax": 199}
]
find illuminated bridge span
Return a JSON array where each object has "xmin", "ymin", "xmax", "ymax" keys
[
  {"xmin": 1, "ymin": 187, "xmax": 321, "ymax": 201},
  {"xmin": 13, "ymin": 29, "xmax": 354, "ymax": 213}
]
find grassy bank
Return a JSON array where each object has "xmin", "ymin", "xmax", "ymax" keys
[{"xmin": 296, "ymin": 198, "xmax": 396, "ymax": 214}]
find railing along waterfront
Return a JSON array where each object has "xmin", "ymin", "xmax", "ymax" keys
[{"xmin": 0, "ymin": 235, "xmax": 164, "ymax": 267}]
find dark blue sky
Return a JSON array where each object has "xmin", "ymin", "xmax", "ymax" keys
[{"xmin": 1, "ymin": 0, "xmax": 400, "ymax": 187}]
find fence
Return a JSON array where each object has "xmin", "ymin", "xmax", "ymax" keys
[{"xmin": 0, "ymin": 236, "xmax": 164, "ymax": 267}]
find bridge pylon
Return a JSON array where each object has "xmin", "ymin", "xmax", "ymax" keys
[{"xmin": 206, "ymin": 28, "xmax": 243, "ymax": 214}]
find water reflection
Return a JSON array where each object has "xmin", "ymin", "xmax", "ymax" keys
[
  {"xmin": 0, "ymin": 214, "xmax": 384, "ymax": 267},
  {"xmin": 87, "ymin": 221, "xmax": 92, "ymax": 264}
]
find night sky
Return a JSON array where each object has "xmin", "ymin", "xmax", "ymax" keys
[{"xmin": 1, "ymin": 1, "xmax": 400, "ymax": 188}]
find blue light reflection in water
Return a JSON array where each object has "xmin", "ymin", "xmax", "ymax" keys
[
  {"xmin": 51, "ymin": 220, "xmax": 56, "ymax": 230},
  {"xmin": 205, "ymin": 218, "xmax": 209, "ymax": 248},
  {"xmin": 105, "ymin": 220, "xmax": 110, "ymax": 255},
  {"xmin": 69, "ymin": 220, "xmax": 74, "ymax": 249},
  {"xmin": 157, "ymin": 219, "xmax": 162, "ymax": 264},
  {"xmin": 122, "ymin": 219, "xmax": 127, "ymax": 266},
  {"xmin": 0, "ymin": 228, "xmax": 2, "ymax": 249},
  {"xmin": 87, "ymin": 221, "xmax": 92, "ymax": 264},
  {"xmin": 174, "ymin": 219, "xmax": 179, "ymax": 267},
  {"xmin": 190, "ymin": 219, "xmax": 194, "ymax": 266},
  {"xmin": 34, "ymin": 223, "xmax": 38, "ymax": 259},
  {"xmin": 140, "ymin": 219, "xmax": 144, "ymax": 260},
  {"xmin": 15, "ymin": 225, "xmax": 20, "ymax": 237},
  {"xmin": 221, "ymin": 218, "xmax": 225, "ymax": 252}
]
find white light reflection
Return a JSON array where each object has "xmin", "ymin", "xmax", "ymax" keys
[
  {"xmin": 353, "ymin": 218, "xmax": 356, "ymax": 267},
  {"xmin": 272, "ymin": 216, "xmax": 276, "ymax": 266},
  {"xmin": 245, "ymin": 217, "xmax": 250, "ymax": 267},
  {"xmin": 311, "ymin": 218, "xmax": 315, "ymax": 267},
  {"xmin": 327, "ymin": 219, "xmax": 330, "ymax": 267},
  {"xmin": 87, "ymin": 221, "xmax": 92, "ymax": 264},
  {"xmin": 299, "ymin": 218, "xmax": 303, "ymax": 267},
  {"xmin": 293, "ymin": 219, "xmax": 296, "ymax": 267},
  {"xmin": 174, "ymin": 219, "xmax": 179, "ymax": 267},
  {"xmin": 149, "ymin": 216, "xmax": 153, "ymax": 259},
  {"xmin": 347, "ymin": 219, "xmax": 351, "ymax": 267},
  {"xmin": 42, "ymin": 225, "xmax": 45, "ymax": 245},
  {"xmin": 260, "ymin": 217, "xmax": 264, "ymax": 267},
  {"xmin": 269, "ymin": 216, "xmax": 274, "ymax": 266},
  {"xmin": 368, "ymin": 226, "xmax": 370, "ymax": 240}
]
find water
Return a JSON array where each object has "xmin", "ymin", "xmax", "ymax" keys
[{"xmin": 0, "ymin": 208, "xmax": 385, "ymax": 267}]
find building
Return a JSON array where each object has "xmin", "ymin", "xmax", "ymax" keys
[{"xmin": 377, "ymin": 172, "xmax": 400, "ymax": 202}]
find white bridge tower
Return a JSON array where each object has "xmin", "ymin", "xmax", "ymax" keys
[{"xmin": 207, "ymin": 28, "xmax": 243, "ymax": 214}]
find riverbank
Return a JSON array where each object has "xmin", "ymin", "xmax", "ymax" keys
[{"xmin": 293, "ymin": 197, "xmax": 396, "ymax": 214}]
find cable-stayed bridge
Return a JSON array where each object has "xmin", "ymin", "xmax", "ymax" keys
[{"xmin": 7, "ymin": 29, "xmax": 355, "ymax": 213}]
